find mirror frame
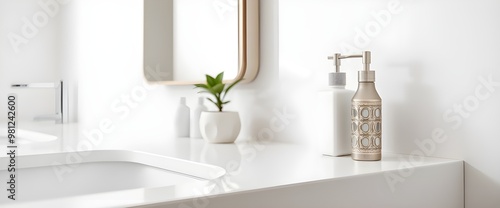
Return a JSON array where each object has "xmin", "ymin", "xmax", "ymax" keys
[{"xmin": 144, "ymin": 0, "xmax": 260, "ymax": 85}]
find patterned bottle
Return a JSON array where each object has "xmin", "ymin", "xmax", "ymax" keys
[{"xmin": 351, "ymin": 51, "xmax": 382, "ymax": 161}]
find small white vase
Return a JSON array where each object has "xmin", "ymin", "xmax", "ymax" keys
[{"xmin": 199, "ymin": 111, "xmax": 241, "ymax": 143}]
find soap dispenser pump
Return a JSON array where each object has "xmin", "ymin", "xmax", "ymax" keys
[{"xmin": 332, "ymin": 51, "xmax": 382, "ymax": 161}]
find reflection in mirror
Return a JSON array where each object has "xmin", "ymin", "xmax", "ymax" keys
[
  {"xmin": 174, "ymin": 0, "xmax": 238, "ymax": 81},
  {"xmin": 144, "ymin": 0, "xmax": 259, "ymax": 85}
]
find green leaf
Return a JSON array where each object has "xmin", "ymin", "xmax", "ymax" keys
[
  {"xmin": 215, "ymin": 72, "xmax": 224, "ymax": 84},
  {"xmin": 194, "ymin": 72, "xmax": 237, "ymax": 112},
  {"xmin": 212, "ymin": 83, "xmax": 225, "ymax": 94},
  {"xmin": 193, "ymin": 84, "xmax": 209, "ymax": 89},
  {"xmin": 207, "ymin": 87, "xmax": 217, "ymax": 95},
  {"xmin": 222, "ymin": 78, "xmax": 242, "ymax": 100},
  {"xmin": 206, "ymin": 97, "xmax": 216, "ymax": 103},
  {"xmin": 206, "ymin": 97, "xmax": 219, "ymax": 109},
  {"xmin": 206, "ymin": 75, "xmax": 216, "ymax": 87},
  {"xmin": 225, "ymin": 79, "xmax": 242, "ymax": 94}
]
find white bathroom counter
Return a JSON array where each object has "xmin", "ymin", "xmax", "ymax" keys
[{"xmin": 1, "ymin": 123, "xmax": 463, "ymax": 208}]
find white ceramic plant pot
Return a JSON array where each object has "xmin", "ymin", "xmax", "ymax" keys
[{"xmin": 199, "ymin": 111, "xmax": 241, "ymax": 143}]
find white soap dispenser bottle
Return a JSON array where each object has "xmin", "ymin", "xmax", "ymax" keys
[
  {"xmin": 174, "ymin": 97, "xmax": 190, "ymax": 137},
  {"xmin": 317, "ymin": 55, "xmax": 355, "ymax": 156},
  {"xmin": 191, "ymin": 97, "xmax": 208, "ymax": 138}
]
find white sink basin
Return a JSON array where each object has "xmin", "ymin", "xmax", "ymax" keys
[
  {"xmin": 0, "ymin": 128, "xmax": 57, "ymax": 145},
  {"xmin": 0, "ymin": 150, "xmax": 226, "ymax": 206}
]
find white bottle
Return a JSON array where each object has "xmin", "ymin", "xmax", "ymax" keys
[
  {"xmin": 317, "ymin": 69, "xmax": 355, "ymax": 156},
  {"xmin": 174, "ymin": 97, "xmax": 190, "ymax": 137},
  {"xmin": 191, "ymin": 97, "xmax": 208, "ymax": 138}
]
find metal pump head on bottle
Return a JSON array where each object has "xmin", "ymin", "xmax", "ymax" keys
[
  {"xmin": 328, "ymin": 51, "xmax": 376, "ymax": 83},
  {"xmin": 358, "ymin": 51, "xmax": 375, "ymax": 83},
  {"xmin": 326, "ymin": 54, "xmax": 346, "ymax": 86},
  {"xmin": 328, "ymin": 51, "xmax": 373, "ymax": 76}
]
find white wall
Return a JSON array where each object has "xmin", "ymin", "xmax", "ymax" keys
[
  {"xmin": 280, "ymin": 0, "xmax": 500, "ymax": 207},
  {"xmin": 0, "ymin": 0, "xmax": 78, "ymax": 123},
  {"xmin": 0, "ymin": 0, "xmax": 63, "ymax": 122}
]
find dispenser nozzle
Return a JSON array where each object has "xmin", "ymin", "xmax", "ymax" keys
[
  {"xmin": 328, "ymin": 51, "xmax": 371, "ymax": 72},
  {"xmin": 327, "ymin": 53, "xmax": 342, "ymax": 73},
  {"xmin": 328, "ymin": 51, "xmax": 374, "ymax": 82},
  {"xmin": 362, "ymin": 51, "xmax": 371, "ymax": 71}
]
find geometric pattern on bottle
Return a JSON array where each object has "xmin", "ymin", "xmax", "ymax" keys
[{"xmin": 351, "ymin": 102, "xmax": 382, "ymax": 154}]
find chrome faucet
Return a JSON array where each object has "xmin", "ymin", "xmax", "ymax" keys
[{"xmin": 11, "ymin": 80, "xmax": 67, "ymax": 124}]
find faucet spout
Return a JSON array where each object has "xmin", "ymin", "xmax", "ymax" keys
[{"xmin": 11, "ymin": 80, "xmax": 67, "ymax": 124}]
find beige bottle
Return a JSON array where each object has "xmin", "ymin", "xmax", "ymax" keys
[{"xmin": 350, "ymin": 51, "xmax": 382, "ymax": 161}]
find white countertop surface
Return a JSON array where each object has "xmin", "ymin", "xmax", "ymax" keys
[{"xmin": 1, "ymin": 122, "xmax": 461, "ymax": 207}]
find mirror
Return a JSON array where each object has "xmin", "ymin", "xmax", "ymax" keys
[{"xmin": 143, "ymin": 0, "xmax": 259, "ymax": 85}]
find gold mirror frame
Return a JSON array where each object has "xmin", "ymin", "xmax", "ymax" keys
[{"xmin": 144, "ymin": 0, "xmax": 259, "ymax": 85}]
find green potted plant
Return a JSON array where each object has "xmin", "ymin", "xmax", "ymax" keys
[{"xmin": 194, "ymin": 72, "xmax": 242, "ymax": 143}]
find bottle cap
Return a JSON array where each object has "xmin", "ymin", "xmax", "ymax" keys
[
  {"xmin": 358, "ymin": 70, "xmax": 375, "ymax": 82},
  {"xmin": 329, "ymin": 72, "xmax": 346, "ymax": 86}
]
